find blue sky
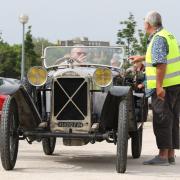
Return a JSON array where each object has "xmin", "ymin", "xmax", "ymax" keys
[{"xmin": 0, "ymin": 0, "xmax": 180, "ymax": 45}]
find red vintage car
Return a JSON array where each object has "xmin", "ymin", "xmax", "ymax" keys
[
  {"xmin": 0, "ymin": 78, "xmax": 20, "ymax": 118},
  {"xmin": 0, "ymin": 95, "xmax": 7, "ymax": 117}
]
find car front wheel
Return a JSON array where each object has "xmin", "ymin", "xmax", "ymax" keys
[
  {"xmin": 116, "ymin": 98, "xmax": 129, "ymax": 173},
  {"xmin": 0, "ymin": 96, "xmax": 19, "ymax": 170}
]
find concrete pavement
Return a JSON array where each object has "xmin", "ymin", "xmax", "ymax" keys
[{"xmin": 0, "ymin": 122, "xmax": 180, "ymax": 180}]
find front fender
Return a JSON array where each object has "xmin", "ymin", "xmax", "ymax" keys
[
  {"xmin": 100, "ymin": 86, "xmax": 136, "ymax": 132},
  {"xmin": 0, "ymin": 84, "xmax": 42, "ymax": 130},
  {"xmin": 109, "ymin": 86, "xmax": 131, "ymax": 97},
  {"xmin": 0, "ymin": 84, "xmax": 21, "ymax": 95}
]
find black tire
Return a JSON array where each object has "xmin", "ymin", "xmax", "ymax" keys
[
  {"xmin": 0, "ymin": 96, "xmax": 19, "ymax": 170},
  {"xmin": 42, "ymin": 137, "xmax": 56, "ymax": 155},
  {"xmin": 116, "ymin": 99, "xmax": 129, "ymax": 173},
  {"xmin": 131, "ymin": 126, "xmax": 143, "ymax": 159}
]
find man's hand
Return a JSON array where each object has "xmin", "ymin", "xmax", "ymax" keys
[
  {"xmin": 156, "ymin": 86, "xmax": 165, "ymax": 100},
  {"xmin": 134, "ymin": 62, "xmax": 145, "ymax": 72},
  {"xmin": 75, "ymin": 54, "xmax": 87, "ymax": 63},
  {"xmin": 129, "ymin": 55, "xmax": 145, "ymax": 63}
]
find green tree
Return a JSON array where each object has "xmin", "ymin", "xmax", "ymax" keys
[
  {"xmin": 117, "ymin": 12, "xmax": 138, "ymax": 57},
  {"xmin": 12, "ymin": 44, "xmax": 22, "ymax": 76},
  {"xmin": 0, "ymin": 27, "xmax": 55, "ymax": 79},
  {"xmin": 117, "ymin": 12, "xmax": 148, "ymax": 56},
  {"xmin": 135, "ymin": 30, "xmax": 148, "ymax": 55},
  {"xmin": 33, "ymin": 37, "xmax": 54, "ymax": 64},
  {"xmin": 0, "ymin": 42, "xmax": 21, "ymax": 78},
  {"xmin": 25, "ymin": 26, "xmax": 38, "ymax": 71}
]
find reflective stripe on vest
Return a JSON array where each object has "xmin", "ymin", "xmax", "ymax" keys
[
  {"xmin": 146, "ymin": 56, "xmax": 180, "ymax": 67},
  {"xmin": 147, "ymin": 71, "xmax": 180, "ymax": 80},
  {"xmin": 145, "ymin": 29, "xmax": 180, "ymax": 89}
]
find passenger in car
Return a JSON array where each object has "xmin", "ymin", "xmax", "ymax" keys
[{"xmin": 110, "ymin": 53, "xmax": 122, "ymax": 67}]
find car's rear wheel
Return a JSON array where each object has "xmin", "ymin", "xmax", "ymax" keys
[
  {"xmin": 42, "ymin": 137, "xmax": 56, "ymax": 155},
  {"xmin": 131, "ymin": 126, "xmax": 143, "ymax": 158},
  {"xmin": 0, "ymin": 96, "xmax": 19, "ymax": 170},
  {"xmin": 116, "ymin": 98, "xmax": 129, "ymax": 173}
]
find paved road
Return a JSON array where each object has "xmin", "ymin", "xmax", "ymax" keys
[{"xmin": 0, "ymin": 122, "xmax": 180, "ymax": 180}]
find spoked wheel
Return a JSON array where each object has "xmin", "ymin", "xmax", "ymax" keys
[
  {"xmin": 116, "ymin": 98, "xmax": 129, "ymax": 173},
  {"xmin": 42, "ymin": 137, "xmax": 56, "ymax": 155},
  {"xmin": 0, "ymin": 96, "xmax": 19, "ymax": 170},
  {"xmin": 131, "ymin": 126, "xmax": 143, "ymax": 159}
]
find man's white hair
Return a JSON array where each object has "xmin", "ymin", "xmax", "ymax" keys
[{"xmin": 145, "ymin": 11, "xmax": 162, "ymax": 27}]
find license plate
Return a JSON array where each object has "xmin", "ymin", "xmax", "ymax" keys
[{"xmin": 58, "ymin": 122, "xmax": 83, "ymax": 128}]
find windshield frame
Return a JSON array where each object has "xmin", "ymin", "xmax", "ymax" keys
[{"xmin": 43, "ymin": 46, "xmax": 126, "ymax": 69}]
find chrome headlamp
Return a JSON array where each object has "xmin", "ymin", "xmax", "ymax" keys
[
  {"xmin": 27, "ymin": 66, "xmax": 47, "ymax": 86},
  {"xmin": 93, "ymin": 67, "xmax": 112, "ymax": 87}
]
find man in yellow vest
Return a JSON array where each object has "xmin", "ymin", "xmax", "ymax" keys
[{"xmin": 129, "ymin": 11, "xmax": 180, "ymax": 165}]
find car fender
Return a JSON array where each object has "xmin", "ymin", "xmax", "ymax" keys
[
  {"xmin": 109, "ymin": 86, "xmax": 131, "ymax": 97},
  {"xmin": 100, "ymin": 86, "xmax": 137, "ymax": 132},
  {"xmin": 0, "ymin": 84, "xmax": 21, "ymax": 95},
  {"xmin": 0, "ymin": 84, "xmax": 42, "ymax": 130}
]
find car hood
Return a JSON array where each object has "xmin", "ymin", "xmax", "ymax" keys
[{"xmin": 48, "ymin": 66, "xmax": 119, "ymax": 78}]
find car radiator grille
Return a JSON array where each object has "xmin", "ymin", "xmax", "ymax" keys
[{"xmin": 54, "ymin": 78, "xmax": 87, "ymax": 120}]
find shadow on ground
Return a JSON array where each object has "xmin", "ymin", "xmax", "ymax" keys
[{"xmin": 14, "ymin": 149, "xmax": 180, "ymax": 177}]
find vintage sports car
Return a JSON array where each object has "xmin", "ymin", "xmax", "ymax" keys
[{"xmin": 0, "ymin": 46, "xmax": 148, "ymax": 173}]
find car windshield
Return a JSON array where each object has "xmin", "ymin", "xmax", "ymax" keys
[{"xmin": 44, "ymin": 46, "xmax": 125, "ymax": 68}]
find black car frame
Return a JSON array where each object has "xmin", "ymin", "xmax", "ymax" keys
[{"xmin": 0, "ymin": 46, "xmax": 148, "ymax": 173}]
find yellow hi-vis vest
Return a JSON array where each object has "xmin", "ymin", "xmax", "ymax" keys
[{"xmin": 145, "ymin": 29, "xmax": 180, "ymax": 89}]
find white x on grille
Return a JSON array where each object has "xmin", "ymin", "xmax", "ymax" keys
[{"xmin": 55, "ymin": 79, "xmax": 86, "ymax": 119}]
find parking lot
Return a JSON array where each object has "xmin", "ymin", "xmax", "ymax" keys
[{"xmin": 0, "ymin": 122, "xmax": 180, "ymax": 180}]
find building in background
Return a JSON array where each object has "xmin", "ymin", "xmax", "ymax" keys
[{"xmin": 57, "ymin": 37, "xmax": 110, "ymax": 46}]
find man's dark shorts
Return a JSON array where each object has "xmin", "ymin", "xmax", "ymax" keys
[{"xmin": 152, "ymin": 84, "xmax": 180, "ymax": 149}]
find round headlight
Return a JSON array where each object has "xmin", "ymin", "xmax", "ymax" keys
[
  {"xmin": 27, "ymin": 66, "xmax": 47, "ymax": 86},
  {"xmin": 93, "ymin": 68, "xmax": 112, "ymax": 87}
]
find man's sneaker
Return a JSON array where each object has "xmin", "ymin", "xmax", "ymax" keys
[
  {"xmin": 168, "ymin": 157, "xmax": 175, "ymax": 165},
  {"xmin": 143, "ymin": 155, "xmax": 169, "ymax": 166}
]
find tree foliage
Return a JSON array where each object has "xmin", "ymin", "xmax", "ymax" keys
[
  {"xmin": 0, "ymin": 40, "xmax": 21, "ymax": 78},
  {"xmin": 33, "ymin": 37, "xmax": 54, "ymax": 65},
  {"xmin": 0, "ymin": 26, "xmax": 53, "ymax": 79},
  {"xmin": 117, "ymin": 12, "xmax": 148, "ymax": 56},
  {"xmin": 117, "ymin": 13, "xmax": 138, "ymax": 56},
  {"xmin": 136, "ymin": 29, "xmax": 148, "ymax": 55},
  {"xmin": 25, "ymin": 26, "xmax": 38, "ymax": 71}
]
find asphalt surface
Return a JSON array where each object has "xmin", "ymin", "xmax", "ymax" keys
[{"xmin": 0, "ymin": 122, "xmax": 180, "ymax": 180}]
